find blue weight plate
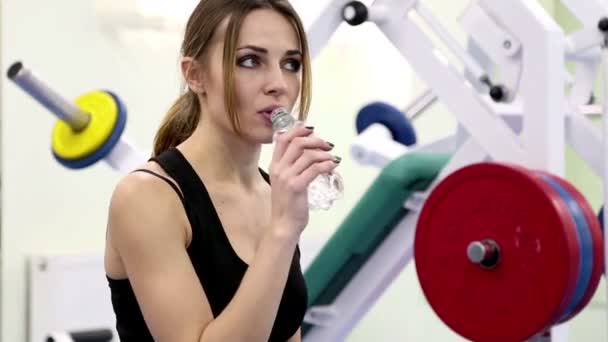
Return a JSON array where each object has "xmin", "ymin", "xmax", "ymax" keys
[
  {"xmin": 355, "ymin": 101, "xmax": 417, "ymax": 146},
  {"xmin": 539, "ymin": 175, "xmax": 593, "ymax": 323},
  {"xmin": 53, "ymin": 90, "xmax": 127, "ymax": 169},
  {"xmin": 545, "ymin": 173, "xmax": 604, "ymax": 322}
]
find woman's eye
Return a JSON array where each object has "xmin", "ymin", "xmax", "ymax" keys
[
  {"xmin": 238, "ymin": 55, "xmax": 259, "ymax": 68},
  {"xmin": 284, "ymin": 59, "xmax": 302, "ymax": 72}
]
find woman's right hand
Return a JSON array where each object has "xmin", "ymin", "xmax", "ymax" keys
[{"xmin": 268, "ymin": 124, "xmax": 339, "ymax": 238}]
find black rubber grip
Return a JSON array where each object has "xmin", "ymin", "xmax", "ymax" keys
[{"xmin": 7, "ymin": 61, "xmax": 23, "ymax": 79}]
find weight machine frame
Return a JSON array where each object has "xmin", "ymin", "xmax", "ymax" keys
[{"xmin": 302, "ymin": 1, "xmax": 608, "ymax": 341}]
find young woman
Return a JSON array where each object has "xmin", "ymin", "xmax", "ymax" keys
[{"xmin": 104, "ymin": 1, "xmax": 340, "ymax": 341}]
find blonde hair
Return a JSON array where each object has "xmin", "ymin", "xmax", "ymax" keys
[{"xmin": 153, "ymin": 0, "xmax": 312, "ymax": 156}]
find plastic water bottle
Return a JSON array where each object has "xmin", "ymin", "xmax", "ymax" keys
[{"xmin": 271, "ymin": 108, "xmax": 344, "ymax": 210}]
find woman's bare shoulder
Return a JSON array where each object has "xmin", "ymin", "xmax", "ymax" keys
[
  {"xmin": 112, "ymin": 161, "xmax": 180, "ymax": 203},
  {"xmin": 108, "ymin": 162, "xmax": 187, "ymax": 243}
]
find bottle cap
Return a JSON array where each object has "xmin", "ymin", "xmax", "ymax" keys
[{"xmin": 271, "ymin": 107, "xmax": 289, "ymax": 124}]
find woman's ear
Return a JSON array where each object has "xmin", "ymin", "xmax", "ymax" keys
[{"xmin": 181, "ymin": 57, "xmax": 205, "ymax": 94}]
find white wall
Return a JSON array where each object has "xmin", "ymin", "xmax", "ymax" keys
[{"xmin": 1, "ymin": 0, "xmax": 606, "ymax": 341}]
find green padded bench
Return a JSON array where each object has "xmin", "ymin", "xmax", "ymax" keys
[{"xmin": 302, "ymin": 152, "xmax": 450, "ymax": 335}]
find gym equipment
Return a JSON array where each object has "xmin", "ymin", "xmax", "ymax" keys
[
  {"xmin": 542, "ymin": 172, "xmax": 604, "ymax": 323},
  {"xmin": 355, "ymin": 102, "xmax": 417, "ymax": 146},
  {"xmin": 301, "ymin": 0, "xmax": 608, "ymax": 341},
  {"xmin": 6, "ymin": 61, "xmax": 147, "ymax": 173},
  {"xmin": 45, "ymin": 329, "xmax": 113, "ymax": 342},
  {"xmin": 303, "ymin": 152, "xmax": 449, "ymax": 336},
  {"xmin": 414, "ymin": 162, "xmax": 603, "ymax": 341},
  {"xmin": 28, "ymin": 252, "xmax": 118, "ymax": 342},
  {"xmin": 350, "ymin": 101, "xmax": 422, "ymax": 168},
  {"xmin": 51, "ymin": 90, "xmax": 127, "ymax": 169}
]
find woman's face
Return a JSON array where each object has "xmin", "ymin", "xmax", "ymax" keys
[{"xmin": 196, "ymin": 8, "xmax": 303, "ymax": 144}]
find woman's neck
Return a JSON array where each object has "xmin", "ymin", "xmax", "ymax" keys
[{"xmin": 177, "ymin": 121, "xmax": 264, "ymax": 190}]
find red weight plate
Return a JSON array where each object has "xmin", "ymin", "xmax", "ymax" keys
[
  {"xmin": 541, "ymin": 172, "xmax": 604, "ymax": 322},
  {"xmin": 414, "ymin": 162, "xmax": 580, "ymax": 342}
]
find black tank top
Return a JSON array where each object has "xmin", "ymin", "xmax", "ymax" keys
[{"xmin": 106, "ymin": 147, "xmax": 308, "ymax": 341}]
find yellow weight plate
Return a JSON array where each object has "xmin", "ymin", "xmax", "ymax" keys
[{"xmin": 51, "ymin": 91, "xmax": 119, "ymax": 160}]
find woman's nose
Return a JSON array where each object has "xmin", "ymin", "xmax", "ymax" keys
[{"xmin": 263, "ymin": 66, "xmax": 288, "ymax": 96}]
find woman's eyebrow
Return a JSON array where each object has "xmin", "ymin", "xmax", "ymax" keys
[
  {"xmin": 237, "ymin": 45, "xmax": 302, "ymax": 56},
  {"xmin": 285, "ymin": 49, "xmax": 302, "ymax": 57}
]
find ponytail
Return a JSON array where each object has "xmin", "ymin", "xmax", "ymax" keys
[{"xmin": 153, "ymin": 91, "xmax": 201, "ymax": 156}]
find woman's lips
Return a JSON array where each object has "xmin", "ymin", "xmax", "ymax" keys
[{"xmin": 259, "ymin": 110, "xmax": 273, "ymax": 123}]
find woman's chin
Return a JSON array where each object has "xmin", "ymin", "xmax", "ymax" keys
[
  {"xmin": 244, "ymin": 131, "xmax": 274, "ymax": 145},
  {"xmin": 260, "ymin": 134, "xmax": 275, "ymax": 145}
]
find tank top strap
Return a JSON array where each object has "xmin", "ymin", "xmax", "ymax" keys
[
  {"xmin": 149, "ymin": 147, "xmax": 210, "ymax": 205},
  {"xmin": 149, "ymin": 147, "xmax": 220, "ymax": 243}
]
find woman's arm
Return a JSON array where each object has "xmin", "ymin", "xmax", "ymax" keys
[{"xmin": 108, "ymin": 174, "xmax": 301, "ymax": 342}]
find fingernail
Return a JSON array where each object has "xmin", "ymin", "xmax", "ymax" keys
[
  {"xmin": 333, "ymin": 156, "xmax": 342, "ymax": 164},
  {"xmin": 305, "ymin": 125, "xmax": 315, "ymax": 130},
  {"xmin": 326, "ymin": 141, "xmax": 335, "ymax": 148}
]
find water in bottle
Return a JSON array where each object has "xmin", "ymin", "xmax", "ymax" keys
[{"xmin": 271, "ymin": 108, "xmax": 344, "ymax": 210}]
